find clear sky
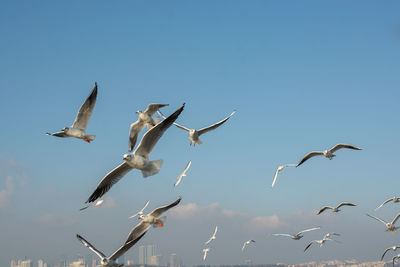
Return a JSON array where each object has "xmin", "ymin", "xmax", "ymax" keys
[{"xmin": 1, "ymin": 1, "xmax": 400, "ymax": 266}]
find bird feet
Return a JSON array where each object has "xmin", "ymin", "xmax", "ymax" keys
[{"xmin": 84, "ymin": 139, "xmax": 91, "ymax": 143}]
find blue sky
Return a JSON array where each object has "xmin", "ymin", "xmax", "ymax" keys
[{"xmin": 1, "ymin": 1, "xmax": 400, "ymax": 266}]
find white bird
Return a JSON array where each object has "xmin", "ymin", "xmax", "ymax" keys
[
  {"xmin": 77, "ymin": 229, "xmax": 147, "ymax": 267},
  {"xmin": 271, "ymin": 164, "xmax": 296, "ymax": 188},
  {"xmin": 86, "ymin": 104, "xmax": 185, "ymax": 204},
  {"xmin": 366, "ymin": 213, "xmax": 400, "ymax": 234},
  {"xmin": 304, "ymin": 238, "xmax": 333, "ymax": 252},
  {"xmin": 158, "ymin": 110, "xmax": 235, "ymax": 146},
  {"xmin": 242, "ymin": 240, "xmax": 255, "ymax": 251},
  {"xmin": 381, "ymin": 246, "xmax": 400, "ymax": 261},
  {"xmin": 204, "ymin": 226, "xmax": 218, "ymax": 245},
  {"xmin": 129, "ymin": 104, "xmax": 169, "ymax": 151},
  {"xmin": 393, "ymin": 253, "xmax": 400, "ymax": 267},
  {"xmin": 129, "ymin": 201, "xmax": 150, "ymax": 219},
  {"xmin": 80, "ymin": 199, "xmax": 104, "ymax": 211},
  {"xmin": 375, "ymin": 197, "xmax": 400, "ymax": 211},
  {"xmin": 296, "ymin": 144, "xmax": 362, "ymax": 167},
  {"xmin": 174, "ymin": 161, "xmax": 192, "ymax": 187},
  {"xmin": 323, "ymin": 232, "xmax": 340, "ymax": 239},
  {"xmin": 317, "ymin": 202, "xmax": 356, "ymax": 215},
  {"xmin": 46, "ymin": 82, "xmax": 98, "ymax": 143},
  {"xmin": 272, "ymin": 227, "xmax": 320, "ymax": 240},
  {"xmin": 202, "ymin": 248, "xmax": 210, "ymax": 261}
]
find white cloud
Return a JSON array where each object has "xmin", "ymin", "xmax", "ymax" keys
[
  {"xmin": 0, "ymin": 176, "xmax": 14, "ymax": 208},
  {"xmin": 101, "ymin": 197, "xmax": 117, "ymax": 208},
  {"xmin": 245, "ymin": 215, "xmax": 284, "ymax": 231},
  {"xmin": 170, "ymin": 202, "xmax": 248, "ymax": 220},
  {"xmin": 35, "ymin": 214, "xmax": 77, "ymax": 227}
]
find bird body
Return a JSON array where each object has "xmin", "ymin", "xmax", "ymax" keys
[
  {"xmin": 174, "ymin": 161, "xmax": 192, "ymax": 187},
  {"xmin": 242, "ymin": 240, "xmax": 255, "ymax": 251},
  {"xmin": 381, "ymin": 246, "xmax": 400, "ymax": 260},
  {"xmin": 204, "ymin": 226, "xmax": 218, "ymax": 245},
  {"xmin": 273, "ymin": 227, "xmax": 320, "ymax": 240},
  {"xmin": 317, "ymin": 202, "xmax": 356, "ymax": 215},
  {"xmin": 202, "ymin": 248, "xmax": 210, "ymax": 261},
  {"xmin": 376, "ymin": 197, "xmax": 400, "ymax": 210},
  {"xmin": 304, "ymin": 238, "xmax": 332, "ymax": 252},
  {"xmin": 366, "ymin": 213, "xmax": 400, "ymax": 233}
]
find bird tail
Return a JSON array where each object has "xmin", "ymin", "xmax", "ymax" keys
[
  {"xmin": 141, "ymin": 160, "xmax": 163, "ymax": 178},
  {"xmin": 85, "ymin": 134, "xmax": 96, "ymax": 141}
]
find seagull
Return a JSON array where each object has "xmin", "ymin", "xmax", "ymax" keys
[
  {"xmin": 366, "ymin": 213, "xmax": 400, "ymax": 234},
  {"xmin": 317, "ymin": 202, "xmax": 356, "ymax": 215},
  {"xmin": 202, "ymin": 248, "xmax": 210, "ymax": 261},
  {"xmin": 304, "ymin": 238, "xmax": 333, "ymax": 252},
  {"xmin": 375, "ymin": 197, "xmax": 400, "ymax": 211},
  {"xmin": 86, "ymin": 104, "xmax": 185, "ymax": 204},
  {"xmin": 296, "ymin": 144, "xmax": 362, "ymax": 167},
  {"xmin": 381, "ymin": 246, "xmax": 400, "ymax": 261},
  {"xmin": 129, "ymin": 201, "xmax": 150, "ymax": 219},
  {"xmin": 158, "ymin": 110, "xmax": 235, "ymax": 146},
  {"xmin": 80, "ymin": 199, "xmax": 104, "ymax": 211},
  {"xmin": 271, "ymin": 164, "xmax": 296, "ymax": 188},
  {"xmin": 393, "ymin": 254, "xmax": 400, "ymax": 267},
  {"xmin": 129, "ymin": 104, "xmax": 169, "ymax": 151},
  {"xmin": 174, "ymin": 161, "xmax": 192, "ymax": 187},
  {"xmin": 77, "ymin": 230, "xmax": 147, "ymax": 267},
  {"xmin": 46, "ymin": 82, "xmax": 98, "ymax": 143},
  {"xmin": 272, "ymin": 227, "xmax": 320, "ymax": 240},
  {"xmin": 323, "ymin": 232, "xmax": 340, "ymax": 239},
  {"xmin": 242, "ymin": 240, "xmax": 255, "ymax": 251},
  {"xmin": 204, "ymin": 226, "xmax": 218, "ymax": 245}
]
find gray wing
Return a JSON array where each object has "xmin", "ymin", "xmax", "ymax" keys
[
  {"xmin": 337, "ymin": 202, "xmax": 356, "ymax": 209},
  {"xmin": 76, "ymin": 234, "xmax": 106, "ymax": 260},
  {"xmin": 296, "ymin": 151, "xmax": 324, "ymax": 167},
  {"xmin": 124, "ymin": 221, "xmax": 152, "ymax": 245},
  {"xmin": 134, "ymin": 104, "xmax": 185, "ymax": 159},
  {"xmin": 157, "ymin": 110, "xmax": 191, "ymax": 132},
  {"xmin": 72, "ymin": 82, "xmax": 98, "ymax": 131},
  {"xmin": 144, "ymin": 104, "xmax": 169, "ymax": 116},
  {"xmin": 197, "ymin": 111, "xmax": 236, "ymax": 136},
  {"xmin": 317, "ymin": 206, "xmax": 333, "ymax": 215},
  {"xmin": 304, "ymin": 241, "xmax": 314, "ymax": 252},
  {"xmin": 149, "ymin": 197, "xmax": 182, "ymax": 218},
  {"xmin": 330, "ymin": 144, "xmax": 362, "ymax": 153},
  {"xmin": 297, "ymin": 227, "xmax": 320, "ymax": 235},
  {"xmin": 108, "ymin": 230, "xmax": 147, "ymax": 261},
  {"xmin": 391, "ymin": 213, "xmax": 400, "ymax": 225},
  {"xmin": 86, "ymin": 162, "xmax": 133, "ymax": 203},
  {"xmin": 46, "ymin": 131, "xmax": 68, "ymax": 137},
  {"xmin": 366, "ymin": 214, "xmax": 387, "ymax": 224},
  {"xmin": 376, "ymin": 198, "xmax": 395, "ymax": 210},
  {"xmin": 129, "ymin": 120, "xmax": 146, "ymax": 151},
  {"xmin": 272, "ymin": 234, "xmax": 293, "ymax": 238},
  {"xmin": 381, "ymin": 248, "xmax": 393, "ymax": 261}
]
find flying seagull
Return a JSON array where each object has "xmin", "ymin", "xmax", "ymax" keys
[
  {"xmin": 317, "ymin": 202, "xmax": 356, "ymax": 215},
  {"xmin": 271, "ymin": 164, "xmax": 296, "ymax": 188},
  {"xmin": 202, "ymin": 248, "xmax": 210, "ymax": 261},
  {"xmin": 304, "ymin": 238, "xmax": 333, "ymax": 252},
  {"xmin": 129, "ymin": 104, "xmax": 169, "ymax": 151},
  {"xmin": 272, "ymin": 227, "xmax": 320, "ymax": 240},
  {"xmin": 323, "ymin": 232, "xmax": 340, "ymax": 239},
  {"xmin": 86, "ymin": 104, "xmax": 185, "ymax": 204},
  {"xmin": 46, "ymin": 82, "xmax": 98, "ymax": 143},
  {"xmin": 375, "ymin": 197, "xmax": 400, "ymax": 211},
  {"xmin": 381, "ymin": 246, "xmax": 400, "ymax": 261},
  {"xmin": 129, "ymin": 201, "xmax": 150, "ymax": 219},
  {"xmin": 393, "ymin": 254, "xmax": 400, "ymax": 267},
  {"xmin": 158, "ymin": 110, "xmax": 235, "ymax": 146},
  {"xmin": 296, "ymin": 144, "xmax": 362, "ymax": 167},
  {"xmin": 242, "ymin": 240, "xmax": 255, "ymax": 251},
  {"xmin": 204, "ymin": 226, "xmax": 218, "ymax": 245},
  {"xmin": 80, "ymin": 199, "xmax": 104, "ymax": 211},
  {"xmin": 366, "ymin": 213, "xmax": 400, "ymax": 235},
  {"xmin": 77, "ymin": 230, "xmax": 147, "ymax": 267},
  {"xmin": 174, "ymin": 161, "xmax": 192, "ymax": 187}
]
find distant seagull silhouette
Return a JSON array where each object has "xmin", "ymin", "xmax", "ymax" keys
[
  {"xmin": 46, "ymin": 82, "xmax": 98, "ymax": 143},
  {"xmin": 242, "ymin": 240, "xmax": 255, "ymax": 251},
  {"xmin": 304, "ymin": 238, "xmax": 333, "ymax": 252},
  {"xmin": 296, "ymin": 144, "xmax": 362, "ymax": 167},
  {"xmin": 86, "ymin": 104, "xmax": 185, "ymax": 204},
  {"xmin": 204, "ymin": 226, "xmax": 218, "ymax": 245},
  {"xmin": 174, "ymin": 161, "xmax": 192, "ymax": 187},
  {"xmin": 323, "ymin": 232, "xmax": 340, "ymax": 239},
  {"xmin": 271, "ymin": 164, "xmax": 296, "ymax": 188},
  {"xmin": 317, "ymin": 202, "xmax": 356, "ymax": 215},
  {"xmin": 392, "ymin": 253, "xmax": 400, "ymax": 267},
  {"xmin": 129, "ymin": 201, "xmax": 150, "ymax": 219},
  {"xmin": 158, "ymin": 110, "xmax": 235, "ymax": 146},
  {"xmin": 202, "ymin": 248, "xmax": 210, "ymax": 261},
  {"xmin": 80, "ymin": 199, "xmax": 104, "ymax": 211},
  {"xmin": 129, "ymin": 104, "xmax": 169, "ymax": 151},
  {"xmin": 375, "ymin": 197, "xmax": 400, "ymax": 211},
  {"xmin": 272, "ymin": 227, "xmax": 320, "ymax": 240},
  {"xmin": 381, "ymin": 246, "xmax": 400, "ymax": 261},
  {"xmin": 366, "ymin": 213, "xmax": 400, "ymax": 235}
]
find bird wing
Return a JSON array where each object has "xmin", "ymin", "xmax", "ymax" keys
[
  {"xmin": 129, "ymin": 201, "xmax": 150, "ymax": 219},
  {"xmin": 134, "ymin": 104, "xmax": 185, "ymax": 159},
  {"xmin": 157, "ymin": 110, "xmax": 191, "ymax": 132},
  {"xmin": 76, "ymin": 234, "xmax": 106, "ymax": 260},
  {"xmin": 129, "ymin": 120, "xmax": 146, "ymax": 152},
  {"xmin": 381, "ymin": 248, "xmax": 393, "ymax": 261},
  {"xmin": 149, "ymin": 197, "xmax": 182, "ymax": 218},
  {"xmin": 108, "ymin": 230, "xmax": 147, "ymax": 261},
  {"xmin": 337, "ymin": 202, "xmax": 356, "ymax": 208},
  {"xmin": 317, "ymin": 206, "xmax": 332, "ymax": 215},
  {"xmin": 175, "ymin": 161, "xmax": 192, "ymax": 187},
  {"xmin": 212, "ymin": 226, "xmax": 218, "ymax": 237},
  {"xmin": 330, "ymin": 143, "xmax": 362, "ymax": 153},
  {"xmin": 124, "ymin": 221, "xmax": 152, "ymax": 245},
  {"xmin": 272, "ymin": 234, "xmax": 293, "ymax": 238},
  {"xmin": 204, "ymin": 238, "xmax": 212, "ymax": 245},
  {"xmin": 296, "ymin": 151, "xmax": 324, "ymax": 167},
  {"xmin": 366, "ymin": 214, "xmax": 387, "ymax": 224},
  {"xmin": 376, "ymin": 198, "xmax": 395, "ymax": 210},
  {"xmin": 304, "ymin": 241, "xmax": 314, "ymax": 252},
  {"xmin": 241, "ymin": 242, "xmax": 247, "ymax": 251},
  {"xmin": 86, "ymin": 162, "xmax": 133, "ymax": 203},
  {"xmin": 271, "ymin": 168, "xmax": 280, "ymax": 188},
  {"xmin": 72, "ymin": 82, "xmax": 98, "ymax": 131},
  {"xmin": 197, "ymin": 111, "xmax": 236, "ymax": 136},
  {"xmin": 144, "ymin": 104, "xmax": 169, "ymax": 116},
  {"xmin": 79, "ymin": 205, "xmax": 89, "ymax": 211},
  {"xmin": 298, "ymin": 227, "xmax": 321, "ymax": 235},
  {"xmin": 46, "ymin": 131, "xmax": 68, "ymax": 137},
  {"xmin": 391, "ymin": 213, "xmax": 400, "ymax": 225}
]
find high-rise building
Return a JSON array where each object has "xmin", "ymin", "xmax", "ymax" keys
[
  {"xmin": 170, "ymin": 254, "xmax": 177, "ymax": 267},
  {"xmin": 20, "ymin": 260, "xmax": 33, "ymax": 267},
  {"xmin": 10, "ymin": 260, "xmax": 17, "ymax": 267},
  {"xmin": 150, "ymin": 255, "xmax": 161, "ymax": 266},
  {"xmin": 38, "ymin": 259, "xmax": 44, "ymax": 267},
  {"xmin": 68, "ymin": 259, "xmax": 85, "ymax": 267},
  {"xmin": 139, "ymin": 245, "xmax": 156, "ymax": 265}
]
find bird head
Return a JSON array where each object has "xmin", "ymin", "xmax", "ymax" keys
[
  {"xmin": 62, "ymin": 127, "xmax": 69, "ymax": 132},
  {"xmin": 136, "ymin": 110, "xmax": 142, "ymax": 115},
  {"xmin": 123, "ymin": 154, "xmax": 133, "ymax": 161}
]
